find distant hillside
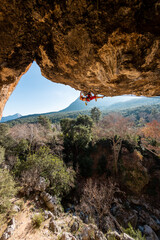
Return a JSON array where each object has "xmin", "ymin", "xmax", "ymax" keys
[
  {"xmin": 3, "ymin": 96, "xmax": 160, "ymax": 126},
  {"xmin": 0, "ymin": 113, "xmax": 22, "ymax": 123},
  {"xmin": 60, "ymin": 95, "xmax": 160, "ymax": 112},
  {"xmin": 59, "ymin": 95, "xmax": 141, "ymax": 112},
  {"xmin": 103, "ymin": 96, "xmax": 160, "ymax": 112}
]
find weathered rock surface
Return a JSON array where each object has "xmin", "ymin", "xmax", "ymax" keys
[
  {"xmin": 11, "ymin": 204, "xmax": 20, "ymax": 213},
  {"xmin": 40, "ymin": 191, "xmax": 57, "ymax": 212},
  {"xmin": 49, "ymin": 218, "xmax": 60, "ymax": 233},
  {"xmin": 20, "ymin": 173, "xmax": 49, "ymax": 196},
  {"xmin": 107, "ymin": 231, "xmax": 134, "ymax": 240},
  {"xmin": 80, "ymin": 224, "xmax": 107, "ymax": 240},
  {"xmin": 34, "ymin": 176, "xmax": 49, "ymax": 192},
  {"xmin": 1, "ymin": 217, "xmax": 16, "ymax": 240},
  {"xmin": 70, "ymin": 218, "xmax": 79, "ymax": 233},
  {"xmin": 60, "ymin": 232, "xmax": 76, "ymax": 240},
  {"xmin": 115, "ymin": 208, "xmax": 138, "ymax": 229},
  {"xmin": 44, "ymin": 210, "xmax": 54, "ymax": 220},
  {"xmin": 143, "ymin": 225, "xmax": 159, "ymax": 240},
  {"xmin": 0, "ymin": 0, "xmax": 160, "ymax": 118}
]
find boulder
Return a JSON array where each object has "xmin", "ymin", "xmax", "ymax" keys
[
  {"xmin": 70, "ymin": 217, "xmax": 80, "ymax": 233},
  {"xmin": 1, "ymin": 218, "xmax": 16, "ymax": 240},
  {"xmin": 34, "ymin": 177, "xmax": 49, "ymax": 192},
  {"xmin": 139, "ymin": 211, "xmax": 160, "ymax": 231},
  {"xmin": 147, "ymin": 216, "xmax": 160, "ymax": 232},
  {"xmin": 106, "ymin": 231, "xmax": 121, "ymax": 240},
  {"xmin": 106, "ymin": 231, "xmax": 134, "ymax": 240},
  {"xmin": 1, "ymin": 233, "xmax": 9, "ymax": 240},
  {"xmin": 44, "ymin": 210, "xmax": 54, "ymax": 220},
  {"xmin": 49, "ymin": 218, "xmax": 60, "ymax": 233},
  {"xmin": 11, "ymin": 205, "xmax": 20, "ymax": 213},
  {"xmin": 95, "ymin": 230, "xmax": 107, "ymax": 240},
  {"xmin": 115, "ymin": 209, "xmax": 138, "ymax": 228},
  {"xmin": 71, "ymin": 221, "xmax": 79, "ymax": 233},
  {"xmin": 40, "ymin": 191, "xmax": 57, "ymax": 211},
  {"xmin": 60, "ymin": 232, "xmax": 76, "ymax": 240},
  {"xmin": 101, "ymin": 216, "xmax": 116, "ymax": 232},
  {"xmin": 143, "ymin": 225, "xmax": 159, "ymax": 240},
  {"xmin": 9, "ymin": 217, "xmax": 16, "ymax": 229},
  {"xmin": 80, "ymin": 224, "xmax": 98, "ymax": 240}
]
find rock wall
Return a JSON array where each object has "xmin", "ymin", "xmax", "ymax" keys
[{"xmin": 0, "ymin": 0, "xmax": 160, "ymax": 117}]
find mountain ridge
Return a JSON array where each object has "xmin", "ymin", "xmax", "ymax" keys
[
  {"xmin": 0, "ymin": 113, "xmax": 22, "ymax": 123},
  {"xmin": 1, "ymin": 96, "xmax": 160, "ymax": 123}
]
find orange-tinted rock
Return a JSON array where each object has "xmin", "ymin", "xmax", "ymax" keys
[{"xmin": 0, "ymin": 0, "xmax": 160, "ymax": 118}]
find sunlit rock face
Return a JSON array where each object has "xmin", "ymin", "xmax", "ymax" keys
[{"xmin": 0, "ymin": 0, "xmax": 160, "ymax": 117}]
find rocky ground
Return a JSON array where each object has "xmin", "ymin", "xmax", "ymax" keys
[
  {"xmin": 0, "ymin": 174, "xmax": 160, "ymax": 240},
  {"xmin": 1, "ymin": 139, "xmax": 160, "ymax": 240},
  {"xmin": 0, "ymin": 197, "xmax": 146, "ymax": 240}
]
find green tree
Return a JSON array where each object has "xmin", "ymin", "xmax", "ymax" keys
[
  {"xmin": 37, "ymin": 115, "xmax": 52, "ymax": 130},
  {"xmin": 76, "ymin": 115, "xmax": 93, "ymax": 129},
  {"xmin": 60, "ymin": 115, "xmax": 93, "ymax": 169},
  {"xmin": 60, "ymin": 118, "xmax": 76, "ymax": 135},
  {"xmin": 91, "ymin": 107, "xmax": 101, "ymax": 123}
]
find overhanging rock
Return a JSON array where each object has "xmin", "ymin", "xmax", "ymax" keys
[{"xmin": 0, "ymin": 0, "xmax": 160, "ymax": 118}]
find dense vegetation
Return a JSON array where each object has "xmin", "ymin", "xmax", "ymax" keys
[
  {"xmin": 3, "ymin": 98, "xmax": 160, "ymax": 127},
  {"xmin": 0, "ymin": 107, "xmax": 159, "ymax": 238}
]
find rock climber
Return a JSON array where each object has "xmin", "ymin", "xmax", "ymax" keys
[{"xmin": 80, "ymin": 91, "xmax": 104, "ymax": 105}]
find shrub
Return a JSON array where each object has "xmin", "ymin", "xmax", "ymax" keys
[
  {"xmin": 0, "ymin": 146, "xmax": 5, "ymax": 164},
  {"xmin": 15, "ymin": 146, "xmax": 75, "ymax": 197},
  {"xmin": 32, "ymin": 212, "xmax": 44, "ymax": 228},
  {"xmin": 0, "ymin": 169, "xmax": 17, "ymax": 213},
  {"xmin": 78, "ymin": 177, "xmax": 117, "ymax": 228},
  {"xmin": 123, "ymin": 223, "xmax": 146, "ymax": 240}
]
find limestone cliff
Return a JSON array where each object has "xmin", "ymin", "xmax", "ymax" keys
[{"xmin": 0, "ymin": 0, "xmax": 160, "ymax": 118}]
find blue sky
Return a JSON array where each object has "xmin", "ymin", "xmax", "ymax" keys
[
  {"xmin": 3, "ymin": 62, "xmax": 80, "ymax": 117},
  {"xmin": 2, "ymin": 61, "xmax": 145, "ymax": 117}
]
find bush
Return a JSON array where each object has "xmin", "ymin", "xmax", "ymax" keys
[
  {"xmin": 78, "ymin": 178, "xmax": 117, "ymax": 228},
  {"xmin": 15, "ymin": 146, "xmax": 75, "ymax": 197},
  {"xmin": 32, "ymin": 212, "xmax": 44, "ymax": 228},
  {"xmin": 123, "ymin": 223, "xmax": 146, "ymax": 240},
  {"xmin": 0, "ymin": 169, "xmax": 17, "ymax": 213}
]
